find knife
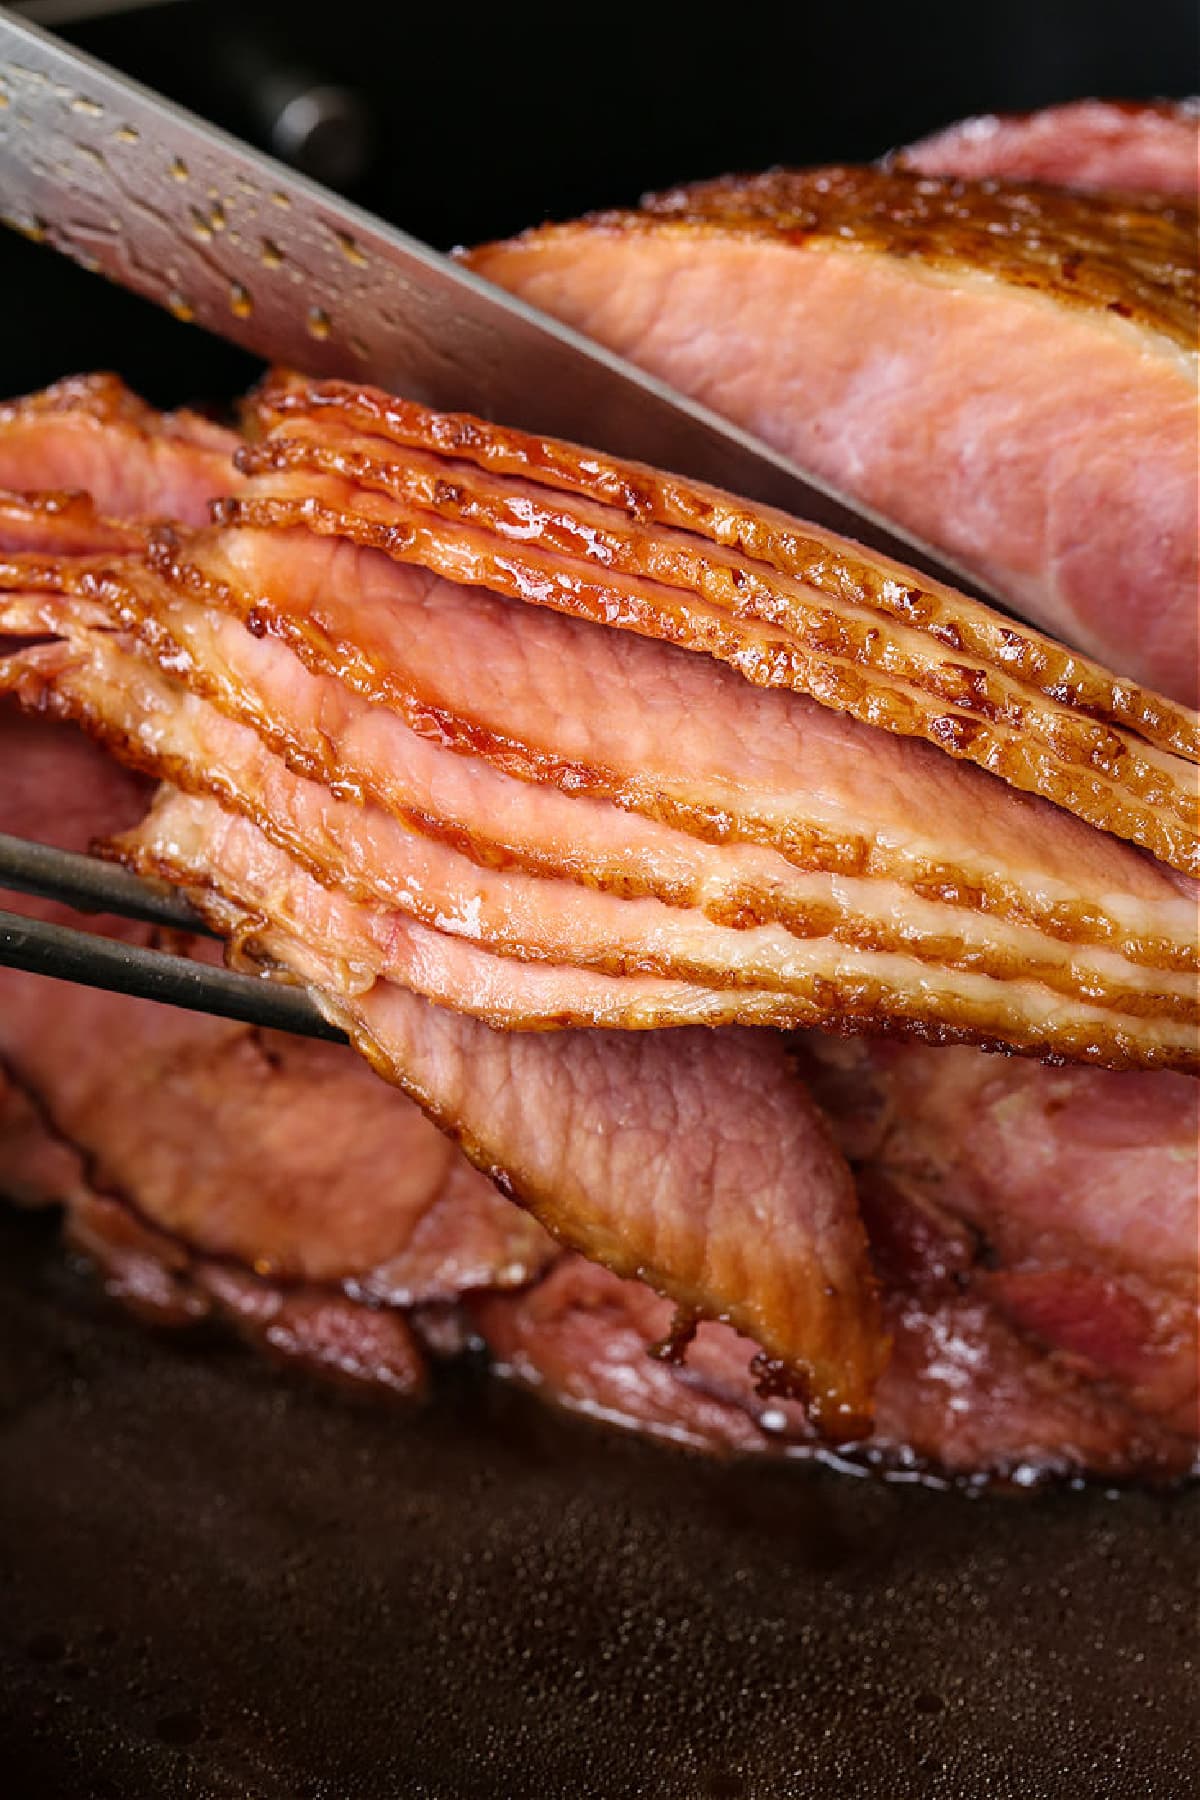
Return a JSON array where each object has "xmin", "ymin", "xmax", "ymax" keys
[{"xmin": 0, "ymin": 6, "xmax": 996, "ymax": 601}]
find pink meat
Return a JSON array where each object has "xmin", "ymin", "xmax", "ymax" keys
[
  {"xmin": 897, "ymin": 99, "xmax": 1200, "ymax": 198},
  {"xmin": 468, "ymin": 168, "xmax": 1198, "ymax": 704}
]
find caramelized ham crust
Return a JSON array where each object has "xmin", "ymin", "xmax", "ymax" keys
[
  {"xmin": 896, "ymin": 99, "xmax": 1200, "ymax": 198},
  {"xmin": 467, "ymin": 170, "xmax": 1199, "ymax": 705},
  {"xmin": 241, "ymin": 378, "xmax": 1199, "ymax": 868},
  {"xmin": 0, "ymin": 372, "xmax": 1196, "ymax": 1477},
  {"xmin": 0, "ymin": 706, "xmax": 552, "ymax": 1303},
  {"xmin": 0, "ymin": 373, "xmax": 236, "ymax": 525},
  {"xmin": 3, "ymin": 536, "xmax": 1196, "ymax": 1070}
]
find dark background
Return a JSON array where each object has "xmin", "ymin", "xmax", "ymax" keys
[{"xmin": 3, "ymin": 0, "xmax": 1197, "ymax": 403}]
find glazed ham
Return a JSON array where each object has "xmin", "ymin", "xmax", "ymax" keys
[
  {"xmin": 5, "ymin": 523, "xmax": 1197, "ymax": 1067},
  {"xmin": 6, "ymin": 607, "xmax": 1195, "ymax": 1062},
  {"xmin": 467, "ymin": 169, "xmax": 1199, "ymax": 705},
  {"xmin": 0, "ymin": 709, "xmax": 554, "ymax": 1338},
  {"xmin": 0, "ymin": 237, "xmax": 1197, "ymax": 1480},
  {"xmin": 897, "ymin": 99, "xmax": 1200, "ymax": 198},
  {"xmin": 0, "ymin": 374, "xmax": 236, "ymax": 525}
]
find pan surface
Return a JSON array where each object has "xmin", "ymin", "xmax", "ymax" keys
[{"xmin": 0, "ymin": 1205, "xmax": 1195, "ymax": 1800}]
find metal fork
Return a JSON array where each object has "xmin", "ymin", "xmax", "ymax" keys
[{"xmin": 0, "ymin": 830, "xmax": 345, "ymax": 1040}]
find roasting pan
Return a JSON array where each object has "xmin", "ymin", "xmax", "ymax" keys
[{"xmin": 2, "ymin": 3, "xmax": 1197, "ymax": 1795}]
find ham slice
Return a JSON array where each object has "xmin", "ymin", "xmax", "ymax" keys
[
  {"xmin": 896, "ymin": 99, "xmax": 1200, "ymax": 198},
  {"xmin": 476, "ymin": 1037, "xmax": 1198, "ymax": 1479},
  {"xmin": 0, "ymin": 373, "xmax": 236, "ymax": 525},
  {"xmin": 474, "ymin": 1243, "xmax": 1196, "ymax": 1480},
  {"xmin": 3, "ymin": 536, "xmax": 1196, "ymax": 1070},
  {"xmin": 0, "ymin": 705, "xmax": 552, "ymax": 1308},
  {"xmin": 238, "ymin": 379, "xmax": 1198, "ymax": 865},
  {"xmin": 4, "ymin": 578, "xmax": 1195, "ymax": 1064},
  {"xmin": 109, "ymin": 790, "xmax": 887, "ymax": 1440},
  {"xmin": 67, "ymin": 1189, "xmax": 434, "ymax": 1399},
  {"xmin": 467, "ymin": 169, "xmax": 1199, "ymax": 704},
  {"xmin": 0, "ymin": 369, "xmax": 1195, "ymax": 1477}
]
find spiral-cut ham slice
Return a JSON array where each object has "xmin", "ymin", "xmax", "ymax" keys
[
  {"xmin": 0, "ymin": 372, "xmax": 1194, "ymax": 1468},
  {"xmin": 107, "ymin": 787, "xmax": 887, "ymax": 1440},
  {"xmin": 2, "ymin": 534, "xmax": 1196, "ymax": 1068},
  {"xmin": 0, "ymin": 706, "xmax": 552, "ymax": 1307},
  {"xmin": 2, "ymin": 703, "xmax": 1190, "ymax": 1478},
  {"xmin": 895, "ymin": 99, "xmax": 1200, "ymax": 198},
  {"xmin": 0, "ymin": 373, "xmax": 236, "ymax": 526},
  {"xmin": 467, "ymin": 169, "xmax": 1199, "ymax": 705},
  {"xmin": 238, "ymin": 380, "xmax": 1198, "ymax": 870},
  {"xmin": 7, "ymin": 371, "xmax": 1198, "ymax": 871}
]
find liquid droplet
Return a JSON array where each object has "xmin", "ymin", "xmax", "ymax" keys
[
  {"xmin": 70, "ymin": 95, "xmax": 104, "ymax": 116},
  {"xmin": 335, "ymin": 231, "xmax": 368, "ymax": 268},
  {"xmin": 0, "ymin": 91, "xmax": 9, "ymax": 111},
  {"xmin": 229, "ymin": 282, "xmax": 253, "ymax": 319},
  {"xmin": 270, "ymin": 189, "xmax": 292, "ymax": 209},
  {"xmin": 113, "ymin": 124, "xmax": 139, "ymax": 143},
  {"xmin": 306, "ymin": 306, "xmax": 332, "ymax": 340},
  {"xmin": 209, "ymin": 202, "xmax": 227, "ymax": 233},
  {"xmin": 168, "ymin": 156, "xmax": 189, "ymax": 182},
  {"xmin": 235, "ymin": 175, "xmax": 256, "ymax": 194},
  {"xmin": 259, "ymin": 238, "xmax": 284, "ymax": 269},
  {"xmin": 349, "ymin": 335, "xmax": 368, "ymax": 358},
  {"xmin": 189, "ymin": 207, "xmax": 212, "ymax": 242},
  {"xmin": 167, "ymin": 290, "xmax": 195, "ymax": 323}
]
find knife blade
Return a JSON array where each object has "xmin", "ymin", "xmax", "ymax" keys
[{"xmin": 0, "ymin": 6, "xmax": 997, "ymax": 601}]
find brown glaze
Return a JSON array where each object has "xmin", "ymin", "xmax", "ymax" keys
[
  {"xmin": 246, "ymin": 380, "xmax": 1198, "ymax": 873},
  {"xmin": 5, "ymin": 520, "xmax": 1198, "ymax": 1070},
  {"xmin": 10, "ymin": 599, "xmax": 1196, "ymax": 1037},
  {"xmin": 8, "ymin": 545, "xmax": 1193, "ymax": 987},
  {"xmin": 530, "ymin": 166, "xmax": 1198, "ymax": 351},
  {"xmin": 259, "ymin": 374, "xmax": 1197, "ymax": 763}
]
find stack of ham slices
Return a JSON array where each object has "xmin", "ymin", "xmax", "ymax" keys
[{"xmin": 1, "ymin": 101, "xmax": 1196, "ymax": 1483}]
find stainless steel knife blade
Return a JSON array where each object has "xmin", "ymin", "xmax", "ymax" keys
[{"xmin": 0, "ymin": 7, "xmax": 999, "ymax": 601}]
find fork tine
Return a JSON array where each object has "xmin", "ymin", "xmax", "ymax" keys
[
  {"xmin": 0, "ymin": 830, "xmax": 215, "ymax": 933},
  {"xmin": 0, "ymin": 907, "xmax": 346, "ymax": 1041}
]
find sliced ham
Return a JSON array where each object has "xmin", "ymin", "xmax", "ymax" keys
[
  {"xmin": 0, "ymin": 366, "xmax": 1195, "ymax": 1480},
  {"xmin": 0, "ymin": 705, "xmax": 552, "ymax": 1302},
  {"xmin": 896, "ymin": 99, "xmax": 1200, "ymax": 198},
  {"xmin": 239, "ymin": 379, "xmax": 1198, "ymax": 864},
  {"xmin": 0, "ymin": 373, "xmax": 236, "ymax": 525},
  {"xmin": 65, "ymin": 1191, "xmax": 433, "ymax": 1398},
  {"xmin": 476, "ymin": 1032, "xmax": 1198, "ymax": 1480},
  {"xmin": 5, "ymin": 601, "xmax": 1194, "ymax": 1065},
  {"xmin": 474, "ymin": 1247, "xmax": 1195, "ymax": 1481},
  {"xmin": 467, "ymin": 169, "xmax": 1199, "ymax": 705},
  {"xmin": 111, "ymin": 792, "xmax": 888, "ymax": 1440}
]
